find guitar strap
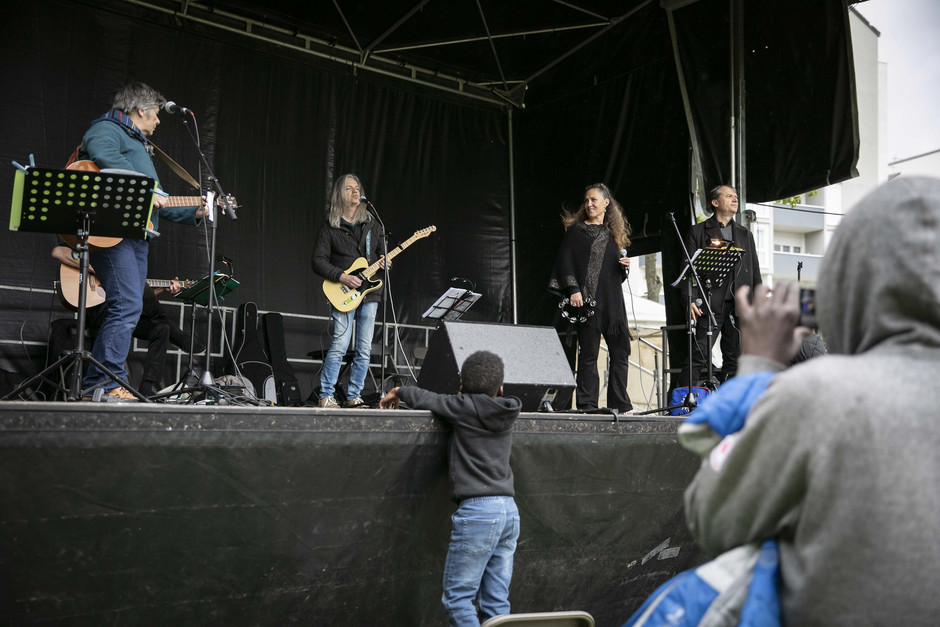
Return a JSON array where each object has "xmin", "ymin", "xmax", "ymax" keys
[
  {"xmin": 149, "ymin": 142, "xmax": 200, "ymax": 190},
  {"xmin": 65, "ymin": 142, "xmax": 200, "ymax": 190}
]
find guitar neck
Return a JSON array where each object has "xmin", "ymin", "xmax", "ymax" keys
[
  {"xmin": 164, "ymin": 196, "xmax": 202, "ymax": 208},
  {"xmin": 361, "ymin": 230, "xmax": 431, "ymax": 278},
  {"xmin": 147, "ymin": 278, "xmax": 196, "ymax": 289}
]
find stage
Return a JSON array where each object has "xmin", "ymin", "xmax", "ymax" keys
[{"xmin": 0, "ymin": 401, "xmax": 705, "ymax": 626}]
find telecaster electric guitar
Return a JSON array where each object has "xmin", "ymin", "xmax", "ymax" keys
[
  {"xmin": 322, "ymin": 225, "xmax": 436, "ymax": 312},
  {"xmin": 55, "ymin": 263, "xmax": 196, "ymax": 311},
  {"xmin": 58, "ymin": 160, "xmax": 236, "ymax": 249}
]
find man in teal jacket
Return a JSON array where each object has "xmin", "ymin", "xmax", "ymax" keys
[{"xmin": 79, "ymin": 82, "xmax": 202, "ymax": 400}]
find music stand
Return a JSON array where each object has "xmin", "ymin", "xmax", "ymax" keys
[
  {"xmin": 666, "ymin": 243, "xmax": 741, "ymax": 410},
  {"xmin": 674, "ymin": 244, "xmax": 743, "ymax": 292},
  {"xmin": 422, "ymin": 287, "xmax": 481, "ymax": 322},
  {"xmin": 4, "ymin": 165, "xmax": 155, "ymax": 401},
  {"xmin": 635, "ymin": 220, "xmax": 740, "ymax": 416},
  {"xmin": 175, "ymin": 270, "xmax": 239, "ymax": 372},
  {"xmin": 143, "ymin": 272, "xmax": 242, "ymax": 402},
  {"xmin": 175, "ymin": 271, "xmax": 240, "ymax": 306},
  {"xmin": 687, "ymin": 244, "xmax": 741, "ymax": 388}
]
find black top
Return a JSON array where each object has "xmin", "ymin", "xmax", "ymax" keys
[
  {"xmin": 311, "ymin": 216, "xmax": 384, "ymax": 304},
  {"xmin": 397, "ymin": 386, "xmax": 522, "ymax": 503}
]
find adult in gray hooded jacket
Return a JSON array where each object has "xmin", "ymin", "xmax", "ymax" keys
[{"xmin": 684, "ymin": 176, "xmax": 940, "ymax": 626}]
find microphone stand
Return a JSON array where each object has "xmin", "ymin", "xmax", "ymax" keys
[
  {"xmin": 363, "ymin": 198, "xmax": 389, "ymax": 392},
  {"xmin": 175, "ymin": 110, "xmax": 241, "ymax": 402},
  {"xmin": 634, "ymin": 211, "xmax": 716, "ymax": 415}
]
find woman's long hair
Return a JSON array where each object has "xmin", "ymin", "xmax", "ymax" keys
[
  {"xmin": 560, "ymin": 183, "xmax": 631, "ymax": 249},
  {"xmin": 327, "ymin": 173, "xmax": 372, "ymax": 228}
]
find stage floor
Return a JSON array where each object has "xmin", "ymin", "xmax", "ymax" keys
[{"xmin": 0, "ymin": 401, "xmax": 704, "ymax": 626}]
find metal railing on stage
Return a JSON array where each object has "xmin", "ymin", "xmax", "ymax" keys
[
  {"xmin": 2, "ymin": 281, "xmax": 679, "ymax": 407},
  {"xmin": 0, "ymin": 282, "xmax": 437, "ymax": 390}
]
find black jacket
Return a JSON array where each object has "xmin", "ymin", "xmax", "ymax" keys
[
  {"xmin": 311, "ymin": 218, "xmax": 384, "ymax": 304},
  {"xmin": 397, "ymin": 386, "xmax": 522, "ymax": 503},
  {"xmin": 681, "ymin": 214, "xmax": 761, "ymax": 304}
]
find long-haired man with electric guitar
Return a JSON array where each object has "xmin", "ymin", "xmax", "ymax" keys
[
  {"xmin": 75, "ymin": 82, "xmax": 204, "ymax": 400},
  {"xmin": 311, "ymin": 174, "xmax": 388, "ymax": 409}
]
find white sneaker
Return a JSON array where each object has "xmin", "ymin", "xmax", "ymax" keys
[{"xmin": 317, "ymin": 395, "xmax": 340, "ymax": 408}]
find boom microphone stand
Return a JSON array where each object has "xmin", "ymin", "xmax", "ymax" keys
[{"xmin": 166, "ymin": 107, "xmax": 250, "ymax": 404}]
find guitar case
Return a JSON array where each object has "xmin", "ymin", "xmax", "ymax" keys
[
  {"xmin": 231, "ymin": 302, "xmax": 276, "ymax": 403},
  {"xmin": 262, "ymin": 312, "xmax": 302, "ymax": 406}
]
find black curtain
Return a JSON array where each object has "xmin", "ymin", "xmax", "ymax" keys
[{"xmin": 0, "ymin": 0, "xmax": 510, "ymax": 393}]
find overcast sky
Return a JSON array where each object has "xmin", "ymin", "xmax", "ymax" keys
[{"xmin": 854, "ymin": 0, "xmax": 940, "ymax": 161}]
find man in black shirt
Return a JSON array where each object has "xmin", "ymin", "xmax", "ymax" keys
[{"xmin": 680, "ymin": 185, "xmax": 762, "ymax": 387}]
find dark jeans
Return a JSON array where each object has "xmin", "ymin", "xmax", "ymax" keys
[
  {"xmin": 84, "ymin": 239, "xmax": 149, "ymax": 392},
  {"xmin": 575, "ymin": 325, "xmax": 633, "ymax": 412},
  {"xmin": 680, "ymin": 297, "xmax": 740, "ymax": 388}
]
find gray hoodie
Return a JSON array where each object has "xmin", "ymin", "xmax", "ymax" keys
[{"xmin": 684, "ymin": 177, "xmax": 940, "ymax": 626}]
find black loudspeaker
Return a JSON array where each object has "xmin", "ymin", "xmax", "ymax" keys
[{"xmin": 417, "ymin": 321, "xmax": 575, "ymax": 412}]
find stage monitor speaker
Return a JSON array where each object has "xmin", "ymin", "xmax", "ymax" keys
[{"xmin": 417, "ymin": 321, "xmax": 575, "ymax": 412}]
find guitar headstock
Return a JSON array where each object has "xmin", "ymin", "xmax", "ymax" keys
[
  {"xmin": 415, "ymin": 225, "xmax": 437, "ymax": 239},
  {"xmin": 218, "ymin": 194, "xmax": 239, "ymax": 215}
]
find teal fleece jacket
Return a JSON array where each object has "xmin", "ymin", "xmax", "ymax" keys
[{"xmin": 79, "ymin": 119, "xmax": 199, "ymax": 234}]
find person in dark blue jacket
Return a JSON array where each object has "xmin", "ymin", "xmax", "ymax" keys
[
  {"xmin": 380, "ymin": 351, "xmax": 522, "ymax": 627},
  {"xmin": 78, "ymin": 82, "xmax": 203, "ymax": 400}
]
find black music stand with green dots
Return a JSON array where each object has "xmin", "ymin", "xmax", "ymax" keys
[{"xmin": 5, "ymin": 163, "xmax": 157, "ymax": 401}]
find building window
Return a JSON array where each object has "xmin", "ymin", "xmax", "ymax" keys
[
  {"xmin": 782, "ymin": 245, "xmax": 791, "ymax": 252},
  {"xmin": 773, "ymin": 244, "xmax": 781, "ymax": 252},
  {"xmin": 793, "ymin": 246, "xmax": 801, "ymax": 253}
]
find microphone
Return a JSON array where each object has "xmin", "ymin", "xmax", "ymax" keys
[
  {"xmin": 360, "ymin": 196, "xmax": 372, "ymax": 205},
  {"xmin": 163, "ymin": 101, "xmax": 192, "ymax": 115},
  {"xmin": 619, "ymin": 248, "xmax": 629, "ymax": 278}
]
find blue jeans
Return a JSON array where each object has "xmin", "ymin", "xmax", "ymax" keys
[
  {"xmin": 442, "ymin": 496, "xmax": 520, "ymax": 627},
  {"xmin": 319, "ymin": 301, "xmax": 378, "ymax": 399},
  {"xmin": 84, "ymin": 238, "xmax": 149, "ymax": 392}
]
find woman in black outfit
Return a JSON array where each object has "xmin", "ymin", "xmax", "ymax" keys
[{"xmin": 549, "ymin": 183, "xmax": 633, "ymax": 413}]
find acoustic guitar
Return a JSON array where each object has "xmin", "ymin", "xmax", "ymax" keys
[
  {"xmin": 322, "ymin": 225, "xmax": 436, "ymax": 312},
  {"xmin": 58, "ymin": 160, "xmax": 236, "ymax": 249},
  {"xmin": 55, "ymin": 263, "xmax": 196, "ymax": 311}
]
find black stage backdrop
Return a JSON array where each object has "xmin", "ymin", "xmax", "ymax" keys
[{"xmin": 0, "ymin": 1, "xmax": 511, "ymax": 393}]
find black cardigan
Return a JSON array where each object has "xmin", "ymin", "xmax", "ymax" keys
[{"xmin": 549, "ymin": 222, "xmax": 629, "ymax": 337}]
